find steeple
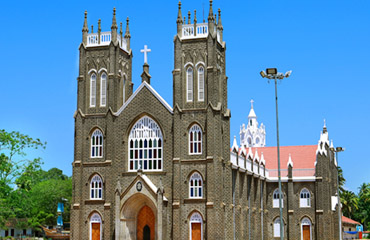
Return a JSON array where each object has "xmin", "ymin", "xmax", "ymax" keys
[
  {"xmin": 111, "ymin": 8, "xmax": 118, "ymax": 42},
  {"xmin": 208, "ymin": 0, "xmax": 215, "ymax": 34},
  {"xmin": 124, "ymin": 17, "xmax": 131, "ymax": 50},
  {"xmin": 217, "ymin": 8, "xmax": 223, "ymax": 42},
  {"xmin": 240, "ymin": 100, "xmax": 266, "ymax": 148},
  {"xmin": 82, "ymin": 11, "xmax": 88, "ymax": 44},
  {"xmin": 177, "ymin": 1, "xmax": 183, "ymax": 36}
]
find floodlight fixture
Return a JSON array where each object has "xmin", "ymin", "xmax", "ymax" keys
[{"xmin": 266, "ymin": 68, "xmax": 277, "ymax": 75}]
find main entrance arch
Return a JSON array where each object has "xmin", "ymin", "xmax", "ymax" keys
[{"xmin": 121, "ymin": 193, "xmax": 157, "ymax": 240}]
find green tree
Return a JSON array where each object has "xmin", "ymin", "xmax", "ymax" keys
[
  {"xmin": 340, "ymin": 190, "xmax": 359, "ymax": 219},
  {"xmin": 0, "ymin": 129, "xmax": 46, "ymax": 228},
  {"xmin": 338, "ymin": 166, "xmax": 346, "ymax": 193},
  {"xmin": 356, "ymin": 183, "xmax": 370, "ymax": 230}
]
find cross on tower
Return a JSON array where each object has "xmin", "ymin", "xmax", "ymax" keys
[
  {"xmin": 250, "ymin": 99, "xmax": 254, "ymax": 109},
  {"xmin": 140, "ymin": 45, "xmax": 151, "ymax": 64}
]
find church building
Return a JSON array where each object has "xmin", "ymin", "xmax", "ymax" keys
[{"xmin": 70, "ymin": 1, "xmax": 341, "ymax": 239}]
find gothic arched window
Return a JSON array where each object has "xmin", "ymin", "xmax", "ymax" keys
[
  {"xmin": 90, "ymin": 73, "xmax": 97, "ymax": 107},
  {"xmin": 187, "ymin": 67, "xmax": 193, "ymax": 102},
  {"xmin": 189, "ymin": 124, "xmax": 202, "ymax": 155},
  {"xmin": 91, "ymin": 129, "xmax": 103, "ymax": 158},
  {"xmin": 189, "ymin": 172, "xmax": 203, "ymax": 198},
  {"xmin": 274, "ymin": 217, "xmax": 283, "ymax": 238},
  {"xmin": 198, "ymin": 66, "xmax": 204, "ymax": 102},
  {"xmin": 128, "ymin": 116, "xmax": 163, "ymax": 171},
  {"xmin": 90, "ymin": 175, "xmax": 102, "ymax": 199},
  {"xmin": 100, "ymin": 73, "xmax": 107, "ymax": 107},
  {"xmin": 300, "ymin": 188, "xmax": 311, "ymax": 208},
  {"xmin": 273, "ymin": 189, "xmax": 284, "ymax": 208}
]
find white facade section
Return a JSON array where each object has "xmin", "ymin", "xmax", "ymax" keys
[{"xmin": 240, "ymin": 100, "xmax": 266, "ymax": 147}]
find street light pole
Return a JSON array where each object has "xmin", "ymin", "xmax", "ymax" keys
[
  {"xmin": 261, "ymin": 68, "xmax": 292, "ymax": 240},
  {"xmin": 331, "ymin": 146, "xmax": 345, "ymax": 240}
]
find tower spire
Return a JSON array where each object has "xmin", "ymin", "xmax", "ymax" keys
[
  {"xmin": 111, "ymin": 8, "xmax": 118, "ymax": 42},
  {"xmin": 217, "ymin": 8, "xmax": 223, "ymax": 42},
  {"xmin": 177, "ymin": 1, "xmax": 183, "ymax": 36},
  {"xmin": 82, "ymin": 11, "xmax": 88, "ymax": 44},
  {"xmin": 124, "ymin": 17, "xmax": 131, "ymax": 50},
  {"xmin": 208, "ymin": 0, "xmax": 215, "ymax": 35}
]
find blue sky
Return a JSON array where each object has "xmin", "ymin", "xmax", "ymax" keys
[{"xmin": 1, "ymin": 0, "xmax": 369, "ymax": 193}]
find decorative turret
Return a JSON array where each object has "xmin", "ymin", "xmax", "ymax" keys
[
  {"xmin": 124, "ymin": 17, "xmax": 131, "ymax": 50},
  {"xmin": 217, "ymin": 8, "xmax": 223, "ymax": 42},
  {"xmin": 176, "ymin": 1, "xmax": 183, "ymax": 36},
  {"xmin": 208, "ymin": 0, "xmax": 215, "ymax": 34},
  {"xmin": 111, "ymin": 8, "xmax": 118, "ymax": 42},
  {"xmin": 316, "ymin": 120, "xmax": 330, "ymax": 156},
  {"xmin": 240, "ymin": 100, "xmax": 266, "ymax": 147},
  {"xmin": 82, "ymin": 11, "xmax": 88, "ymax": 44}
]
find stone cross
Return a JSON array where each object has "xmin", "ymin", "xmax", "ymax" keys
[
  {"xmin": 250, "ymin": 99, "xmax": 254, "ymax": 109},
  {"xmin": 140, "ymin": 45, "xmax": 151, "ymax": 64}
]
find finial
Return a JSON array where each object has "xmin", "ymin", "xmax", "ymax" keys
[
  {"xmin": 184, "ymin": 17, "xmax": 186, "ymax": 23},
  {"xmin": 323, "ymin": 119, "xmax": 327, "ymax": 133},
  {"xmin": 208, "ymin": 0, "xmax": 214, "ymax": 21},
  {"xmin": 111, "ymin": 7, "xmax": 117, "ymax": 29},
  {"xmin": 120, "ymin": 22, "xmax": 123, "ymax": 35},
  {"xmin": 250, "ymin": 99, "xmax": 254, "ymax": 109},
  {"xmin": 188, "ymin": 11, "xmax": 191, "ymax": 24},
  {"xmin": 177, "ymin": 1, "xmax": 183, "ymax": 24},
  {"xmin": 125, "ymin": 17, "xmax": 131, "ymax": 38},
  {"xmin": 194, "ymin": 10, "xmax": 197, "ymax": 23},
  {"xmin": 98, "ymin": 19, "xmax": 101, "ymax": 33},
  {"xmin": 91, "ymin": 25, "xmax": 94, "ymax": 33},
  {"xmin": 83, "ymin": 11, "xmax": 88, "ymax": 32},
  {"xmin": 287, "ymin": 153, "xmax": 293, "ymax": 168},
  {"xmin": 217, "ymin": 8, "xmax": 223, "ymax": 29}
]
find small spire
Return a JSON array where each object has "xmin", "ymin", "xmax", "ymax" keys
[
  {"xmin": 287, "ymin": 154, "xmax": 293, "ymax": 168},
  {"xmin": 194, "ymin": 10, "xmax": 197, "ymax": 23},
  {"xmin": 250, "ymin": 99, "xmax": 254, "ymax": 109},
  {"xmin": 124, "ymin": 17, "xmax": 131, "ymax": 50},
  {"xmin": 91, "ymin": 25, "xmax": 94, "ymax": 33},
  {"xmin": 232, "ymin": 136, "xmax": 239, "ymax": 152},
  {"xmin": 208, "ymin": 0, "xmax": 214, "ymax": 21},
  {"xmin": 260, "ymin": 152, "xmax": 265, "ymax": 165},
  {"xmin": 323, "ymin": 119, "xmax": 327, "ymax": 133},
  {"xmin": 120, "ymin": 22, "xmax": 123, "ymax": 36},
  {"xmin": 82, "ymin": 11, "xmax": 88, "ymax": 44},
  {"xmin": 82, "ymin": 11, "xmax": 88, "ymax": 32},
  {"xmin": 177, "ymin": 1, "xmax": 183, "ymax": 24},
  {"xmin": 184, "ymin": 17, "xmax": 186, "ymax": 23},
  {"xmin": 111, "ymin": 7, "xmax": 117, "ymax": 29},
  {"xmin": 217, "ymin": 8, "xmax": 223, "ymax": 30},
  {"xmin": 188, "ymin": 11, "xmax": 191, "ymax": 24}
]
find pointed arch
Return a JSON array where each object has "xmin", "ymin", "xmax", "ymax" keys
[
  {"xmin": 128, "ymin": 116, "xmax": 163, "ymax": 171},
  {"xmin": 100, "ymin": 72, "xmax": 107, "ymax": 107},
  {"xmin": 189, "ymin": 172, "xmax": 203, "ymax": 198},
  {"xmin": 197, "ymin": 66, "xmax": 205, "ymax": 102},
  {"xmin": 300, "ymin": 188, "xmax": 311, "ymax": 208},
  {"xmin": 300, "ymin": 217, "xmax": 312, "ymax": 240},
  {"xmin": 90, "ymin": 73, "xmax": 97, "ymax": 107},
  {"xmin": 189, "ymin": 124, "xmax": 202, "ymax": 155},
  {"xmin": 273, "ymin": 188, "xmax": 284, "ymax": 208},
  {"xmin": 189, "ymin": 211, "xmax": 203, "ymax": 240},
  {"xmin": 89, "ymin": 212, "xmax": 102, "ymax": 240},
  {"xmin": 186, "ymin": 67, "xmax": 193, "ymax": 102},
  {"xmin": 91, "ymin": 129, "xmax": 103, "ymax": 158},
  {"xmin": 90, "ymin": 174, "xmax": 103, "ymax": 200},
  {"xmin": 273, "ymin": 217, "xmax": 284, "ymax": 238}
]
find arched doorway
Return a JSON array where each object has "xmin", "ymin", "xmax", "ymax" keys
[
  {"xmin": 137, "ymin": 205, "xmax": 155, "ymax": 240},
  {"xmin": 90, "ymin": 213, "xmax": 102, "ymax": 240},
  {"xmin": 301, "ymin": 217, "xmax": 312, "ymax": 240},
  {"xmin": 121, "ymin": 193, "xmax": 157, "ymax": 240},
  {"xmin": 189, "ymin": 212, "xmax": 203, "ymax": 240}
]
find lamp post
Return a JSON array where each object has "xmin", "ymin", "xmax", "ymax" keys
[
  {"xmin": 330, "ymin": 146, "xmax": 345, "ymax": 240},
  {"xmin": 260, "ymin": 68, "xmax": 292, "ymax": 240}
]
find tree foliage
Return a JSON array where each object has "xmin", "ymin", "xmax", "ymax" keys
[{"xmin": 0, "ymin": 129, "xmax": 71, "ymax": 231}]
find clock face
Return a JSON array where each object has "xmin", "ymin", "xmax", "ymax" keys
[{"xmin": 136, "ymin": 181, "xmax": 142, "ymax": 192}]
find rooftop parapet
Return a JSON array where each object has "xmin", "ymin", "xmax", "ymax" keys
[
  {"xmin": 82, "ymin": 9, "xmax": 130, "ymax": 52},
  {"xmin": 177, "ymin": 0, "xmax": 223, "ymax": 43}
]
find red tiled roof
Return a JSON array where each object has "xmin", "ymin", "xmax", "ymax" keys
[
  {"xmin": 342, "ymin": 216, "xmax": 361, "ymax": 225},
  {"xmin": 252, "ymin": 145, "xmax": 317, "ymax": 170}
]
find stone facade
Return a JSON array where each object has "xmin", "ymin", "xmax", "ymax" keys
[{"xmin": 71, "ymin": 1, "xmax": 340, "ymax": 240}]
